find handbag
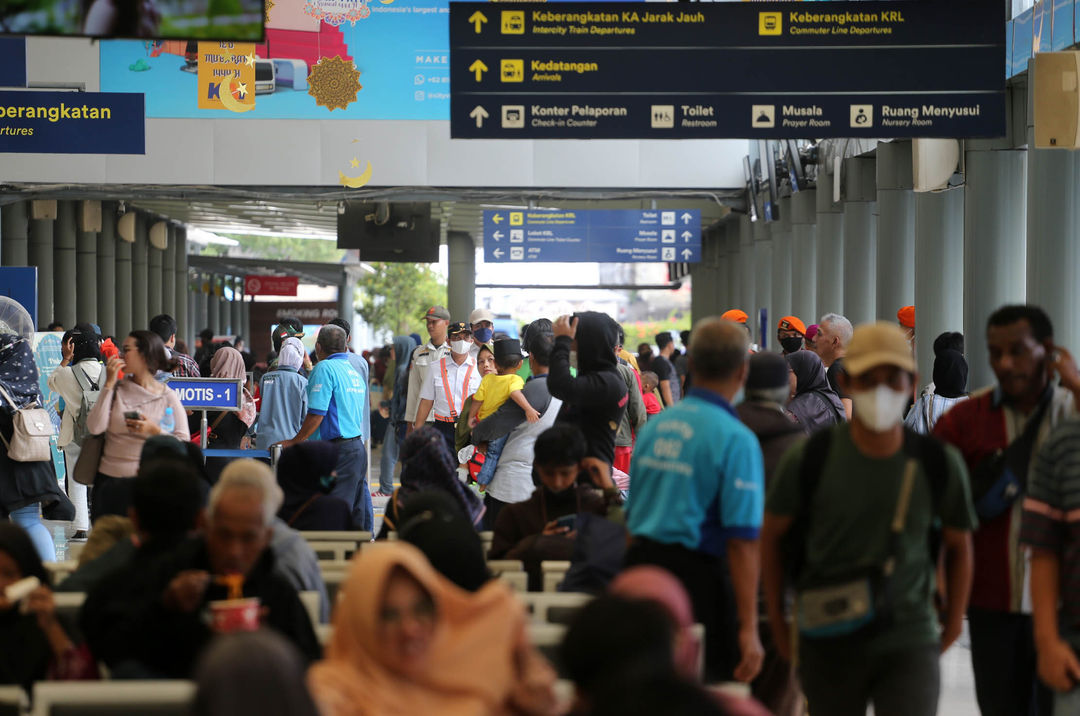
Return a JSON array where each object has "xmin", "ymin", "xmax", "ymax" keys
[
  {"xmin": 73, "ymin": 433, "xmax": 104, "ymax": 485},
  {"xmin": 0, "ymin": 382, "xmax": 54, "ymax": 462},
  {"xmin": 970, "ymin": 391, "xmax": 1051, "ymax": 521},
  {"xmin": 796, "ymin": 458, "xmax": 918, "ymax": 640}
]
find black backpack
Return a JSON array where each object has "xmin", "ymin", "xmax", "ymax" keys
[{"xmin": 783, "ymin": 425, "xmax": 949, "ymax": 584}]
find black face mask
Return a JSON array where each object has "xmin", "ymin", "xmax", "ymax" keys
[
  {"xmin": 780, "ymin": 336, "xmax": 804, "ymax": 354},
  {"xmin": 542, "ymin": 483, "xmax": 575, "ymax": 499}
]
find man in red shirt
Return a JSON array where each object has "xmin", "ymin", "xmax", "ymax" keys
[{"xmin": 934, "ymin": 305, "xmax": 1080, "ymax": 716}]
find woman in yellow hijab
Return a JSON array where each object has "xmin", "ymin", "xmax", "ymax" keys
[{"xmin": 308, "ymin": 542, "xmax": 558, "ymax": 716}]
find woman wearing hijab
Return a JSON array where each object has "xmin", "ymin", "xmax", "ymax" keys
[
  {"xmin": 193, "ymin": 630, "xmax": 318, "ymax": 716},
  {"xmin": 0, "ymin": 524, "xmax": 96, "ymax": 691},
  {"xmin": 275, "ymin": 441, "xmax": 352, "ymax": 530},
  {"xmin": 0, "ymin": 335, "xmax": 75, "ymax": 561},
  {"xmin": 307, "ymin": 541, "xmax": 558, "ymax": 716},
  {"xmin": 87, "ymin": 330, "xmax": 189, "ymax": 521},
  {"xmin": 192, "ymin": 346, "xmax": 256, "ymax": 481},
  {"xmin": 396, "ymin": 491, "xmax": 490, "ymax": 592},
  {"xmin": 48, "ymin": 325, "xmax": 103, "ymax": 539},
  {"xmin": 784, "ymin": 349, "xmax": 845, "ymax": 435},
  {"xmin": 377, "ymin": 426, "xmax": 484, "ymax": 540},
  {"xmin": 905, "ymin": 348, "xmax": 969, "ymax": 435},
  {"xmin": 257, "ymin": 337, "xmax": 309, "ymax": 452}
]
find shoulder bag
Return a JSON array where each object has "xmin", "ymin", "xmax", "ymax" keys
[
  {"xmin": 0, "ymin": 383, "xmax": 54, "ymax": 462},
  {"xmin": 73, "ymin": 384, "xmax": 111, "ymax": 485}
]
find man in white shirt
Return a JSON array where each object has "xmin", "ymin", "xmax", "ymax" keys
[
  {"xmin": 469, "ymin": 307, "xmax": 496, "ymax": 359},
  {"xmin": 405, "ymin": 306, "xmax": 451, "ymax": 427},
  {"xmin": 414, "ymin": 321, "xmax": 482, "ymax": 455}
]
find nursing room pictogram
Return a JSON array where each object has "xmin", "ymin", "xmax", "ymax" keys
[{"xmin": 850, "ymin": 105, "xmax": 873, "ymax": 128}]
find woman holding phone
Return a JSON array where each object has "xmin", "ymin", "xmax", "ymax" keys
[{"xmin": 85, "ymin": 330, "xmax": 189, "ymax": 522}]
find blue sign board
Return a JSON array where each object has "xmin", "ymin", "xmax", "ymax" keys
[
  {"xmin": 0, "ymin": 267, "xmax": 37, "ymax": 328},
  {"xmin": 483, "ymin": 209, "xmax": 700, "ymax": 263},
  {"xmin": 0, "ymin": 90, "xmax": 145, "ymax": 154},
  {"xmin": 0, "ymin": 39, "xmax": 26, "ymax": 89},
  {"xmin": 451, "ymin": 1, "xmax": 1005, "ymax": 139},
  {"xmin": 167, "ymin": 377, "xmax": 243, "ymax": 411}
]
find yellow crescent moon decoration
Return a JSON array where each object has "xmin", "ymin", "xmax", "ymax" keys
[
  {"xmin": 218, "ymin": 77, "xmax": 254, "ymax": 113},
  {"xmin": 339, "ymin": 161, "xmax": 373, "ymax": 188}
]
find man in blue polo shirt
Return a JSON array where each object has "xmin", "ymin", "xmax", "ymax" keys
[
  {"xmin": 625, "ymin": 316, "xmax": 765, "ymax": 685},
  {"xmin": 277, "ymin": 324, "xmax": 370, "ymax": 530}
]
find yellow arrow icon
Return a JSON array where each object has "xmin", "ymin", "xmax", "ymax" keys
[
  {"xmin": 492, "ymin": 214, "xmax": 504, "ymax": 224},
  {"xmin": 468, "ymin": 11, "xmax": 487, "ymax": 33},
  {"xmin": 469, "ymin": 59, "xmax": 488, "ymax": 82}
]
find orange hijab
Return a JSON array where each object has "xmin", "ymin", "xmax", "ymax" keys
[{"xmin": 308, "ymin": 542, "xmax": 529, "ymax": 716}]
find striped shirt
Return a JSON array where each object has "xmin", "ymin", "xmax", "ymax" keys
[{"xmin": 1021, "ymin": 419, "xmax": 1080, "ymax": 640}]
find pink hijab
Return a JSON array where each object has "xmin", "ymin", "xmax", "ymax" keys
[{"xmin": 210, "ymin": 347, "xmax": 256, "ymax": 426}]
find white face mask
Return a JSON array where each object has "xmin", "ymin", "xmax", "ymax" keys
[
  {"xmin": 450, "ymin": 340, "xmax": 471, "ymax": 355},
  {"xmin": 851, "ymin": 384, "xmax": 909, "ymax": 432}
]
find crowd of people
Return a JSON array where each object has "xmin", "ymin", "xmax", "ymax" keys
[{"xmin": 4, "ymin": 298, "xmax": 1080, "ymax": 716}]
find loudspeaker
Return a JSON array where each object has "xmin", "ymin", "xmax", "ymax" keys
[
  {"xmin": 337, "ymin": 202, "xmax": 439, "ymax": 262},
  {"xmin": 31, "ymin": 200, "xmax": 56, "ymax": 220},
  {"xmin": 1033, "ymin": 51, "xmax": 1080, "ymax": 148},
  {"xmin": 912, "ymin": 138, "xmax": 960, "ymax": 192},
  {"xmin": 79, "ymin": 201, "xmax": 101, "ymax": 232},
  {"xmin": 149, "ymin": 221, "xmax": 168, "ymax": 250},
  {"xmin": 117, "ymin": 212, "xmax": 135, "ymax": 242}
]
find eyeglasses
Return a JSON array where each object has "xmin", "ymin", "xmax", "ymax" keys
[{"xmin": 121, "ymin": 345, "xmax": 138, "ymax": 354}]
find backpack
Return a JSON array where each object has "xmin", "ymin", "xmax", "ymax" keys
[
  {"xmin": 70, "ymin": 364, "xmax": 101, "ymax": 447},
  {"xmin": 783, "ymin": 425, "xmax": 949, "ymax": 584}
]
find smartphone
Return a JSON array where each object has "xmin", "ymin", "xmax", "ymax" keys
[
  {"xmin": 554, "ymin": 514, "xmax": 577, "ymax": 532},
  {"xmin": 123, "ymin": 411, "xmax": 141, "ymax": 420}
]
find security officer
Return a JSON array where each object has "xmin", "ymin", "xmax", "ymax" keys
[
  {"xmin": 414, "ymin": 321, "xmax": 482, "ymax": 454},
  {"xmin": 404, "ymin": 305, "xmax": 451, "ymax": 432}
]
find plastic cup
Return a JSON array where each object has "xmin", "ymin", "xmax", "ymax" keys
[{"xmin": 208, "ymin": 597, "xmax": 261, "ymax": 633}]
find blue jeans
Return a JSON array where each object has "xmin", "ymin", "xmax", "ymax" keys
[
  {"xmin": 476, "ymin": 434, "xmax": 508, "ymax": 487},
  {"xmin": 10, "ymin": 504, "xmax": 55, "ymax": 563},
  {"xmin": 378, "ymin": 422, "xmax": 403, "ymax": 494},
  {"xmin": 330, "ymin": 438, "xmax": 371, "ymax": 531}
]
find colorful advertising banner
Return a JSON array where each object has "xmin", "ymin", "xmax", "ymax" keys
[
  {"xmin": 197, "ymin": 41, "xmax": 257, "ymax": 111},
  {"xmin": 0, "ymin": 90, "xmax": 145, "ymax": 154}
]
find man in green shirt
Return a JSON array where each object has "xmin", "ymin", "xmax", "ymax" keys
[{"xmin": 761, "ymin": 321, "xmax": 977, "ymax": 716}]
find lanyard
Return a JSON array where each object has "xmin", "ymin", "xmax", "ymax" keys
[{"xmin": 439, "ymin": 358, "xmax": 474, "ymax": 420}]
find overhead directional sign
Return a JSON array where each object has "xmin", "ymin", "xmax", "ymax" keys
[
  {"xmin": 450, "ymin": 1, "xmax": 1005, "ymax": 139},
  {"xmin": 483, "ymin": 209, "xmax": 701, "ymax": 263}
]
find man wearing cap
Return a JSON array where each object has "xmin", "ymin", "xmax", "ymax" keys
[
  {"xmin": 405, "ymin": 306, "xmax": 452, "ymax": 430},
  {"xmin": 722, "ymin": 309, "xmax": 761, "ymax": 353},
  {"xmin": 777, "ymin": 317, "xmax": 805, "ymax": 356},
  {"xmin": 762, "ymin": 322, "xmax": 976, "ymax": 716},
  {"xmin": 414, "ymin": 321, "xmax": 481, "ymax": 454},
  {"xmin": 269, "ymin": 319, "xmax": 307, "ymax": 372},
  {"xmin": 469, "ymin": 308, "xmax": 496, "ymax": 360},
  {"xmin": 898, "ymin": 306, "xmax": 916, "ymax": 343},
  {"xmin": 735, "ymin": 352, "xmax": 803, "ymax": 715}
]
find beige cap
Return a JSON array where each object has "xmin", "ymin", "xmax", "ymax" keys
[
  {"xmin": 844, "ymin": 321, "xmax": 916, "ymax": 376},
  {"xmin": 469, "ymin": 308, "xmax": 496, "ymax": 325}
]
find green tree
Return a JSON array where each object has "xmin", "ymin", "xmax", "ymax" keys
[
  {"xmin": 357, "ymin": 263, "xmax": 446, "ymax": 337},
  {"xmin": 200, "ymin": 234, "xmax": 346, "ymax": 263}
]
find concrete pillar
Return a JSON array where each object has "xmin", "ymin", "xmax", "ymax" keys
[
  {"xmin": 53, "ymin": 201, "xmax": 77, "ymax": 329},
  {"xmin": 175, "ymin": 227, "xmax": 189, "ymax": 346},
  {"xmin": 97, "ymin": 205, "xmax": 117, "ymax": 338},
  {"xmin": 790, "ymin": 189, "xmax": 817, "ymax": 326},
  {"xmin": 964, "ymin": 141, "xmax": 1027, "ymax": 389},
  {"xmin": 1, "ymin": 201, "xmax": 29, "ymax": 266},
  {"xmin": 195, "ymin": 273, "xmax": 209, "ymax": 339},
  {"xmin": 842, "ymin": 156, "xmax": 878, "ymax": 326},
  {"xmin": 162, "ymin": 224, "xmax": 176, "ymax": 318},
  {"xmin": 771, "ymin": 197, "xmax": 793, "ymax": 322},
  {"xmin": 338, "ymin": 268, "xmax": 356, "ymax": 325},
  {"xmin": 725, "ymin": 222, "xmax": 741, "ymax": 312},
  {"xmin": 876, "ymin": 140, "xmax": 916, "ymax": 322},
  {"xmin": 715, "ymin": 225, "xmax": 731, "ymax": 312},
  {"xmin": 739, "ymin": 216, "xmax": 756, "ymax": 337},
  {"xmin": 753, "ymin": 219, "xmax": 773, "ymax": 347},
  {"xmin": 218, "ymin": 277, "xmax": 231, "ymax": 335},
  {"xmin": 114, "ymin": 221, "xmax": 132, "ymax": 339},
  {"xmin": 29, "ymin": 210, "xmax": 54, "ymax": 328},
  {"xmin": 914, "ymin": 186, "xmax": 965, "ymax": 383},
  {"xmin": 242, "ymin": 296, "xmax": 251, "ymax": 353},
  {"xmin": 231, "ymin": 277, "xmax": 243, "ymax": 340},
  {"xmin": 207, "ymin": 275, "xmax": 221, "ymax": 335},
  {"xmin": 447, "ymin": 231, "xmax": 475, "ymax": 323},
  {"xmin": 147, "ymin": 231, "xmax": 164, "ymax": 321},
  {"xmin": 1027, "ymin": 141, "xmax": 1080, "ymax": 355},
  {"xmin": 131, "ymin": 213, "xmax": 149, "ymax": 333},
  {"xmin": 75, "ymin": 207, "xmax": 97, "ymax": 328},
  {"xmin": 816, "ymin": 168, "xmax": 845, "ymax": 319}
]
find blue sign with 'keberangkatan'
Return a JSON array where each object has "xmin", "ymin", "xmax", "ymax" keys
[
  {"xmin": 0, "ymin": 90, "xmax": 145, "ymax": 154},
  {"xmin": 167, "ymin": 378, "xmax": 243, "ymax": 411},
  {"xmin": 483, "ymin": 209, "xmax": 700, "ymax": 263}
]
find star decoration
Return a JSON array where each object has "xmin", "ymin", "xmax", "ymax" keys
[
  {"xmin": 350, "ymin": 157, "xmax": 359, "ymax": 168},
  {"xmin": 265, "ymin": 0, "xmax": 274, "ymax": 22},
  {"xmin": 307, "ymin": 55, "xmax": 363, "ymax": 111},
  {"xmin": 244, "ymin": 53, "xmax": 257, "ymax": 67},
  {"xmin": 236, "ymin": 82, "xmax": 249, "ymax": 98}
]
